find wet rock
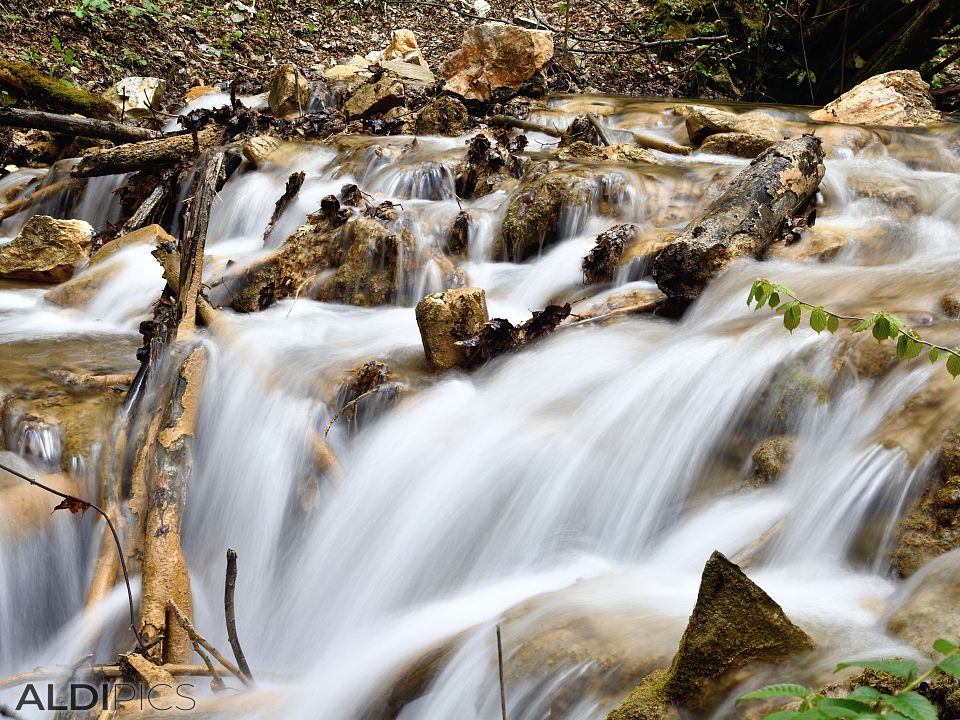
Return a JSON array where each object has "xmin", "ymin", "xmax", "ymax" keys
[
  {"xmin": 748, "ymin": 436, "xmax": 795, "ymax": 488},
  {"xmin": 887, "ymin": 549, "xmax": 960, "ymax": 654},
  {"xmin": 343, "ymin": 77, "xmax": 406, "ymax": 120},
  {"xmin": 414, "ymin": 97, "xmax": 469, "ymax": 137},
  {"xmin": 940, "ymin": 293, "xmax": 960, "ymax": 319},
  {"xmin": 446, "ymin": 210, "xmax": 470, "ymax": 256},
  {"xmin": 415, "ymin": 286, "xmax": 489, "ymax": 370},
  {"xmin": 0, "ymin": 215, "xmax": 94, "ymax": 283},
  {"xmin": 681, "ymin": 106, "xmax": 782, "ymax": 145},
  {"xmin": 440, "ymin": 23, "xmax": 553, "ymax": 101},
  {"xmin": 454, "ymin": 132, "xmax": 528, "ymax": 199},
  {"xmin": 810, "ymin": 70, "xmax": 942, "ymax": 127},
  {"xmin": 767, "ymin": 224, "xmax": 850, "ymax": 262},
  {"xmin": 699, "ymin": 132, "xmax": 776, "ymax": 158},
  {"xmin": 621, "ymin": 229, "xmax": 677, "ymax": 277},
  {"xmin": 576, "ymin": 287, "xmax": 665, "ymax": 321},
  {"xmin": 315, "ymin": 217, "xmax": 416, "ymax": 306},
  {"xmin": 242, "ymin": 135, "xmax": 282, "ymax": 168},
  {"xmin": 184, "ymin": 85, "xmax": 218, "ymax": 102},
  {"xmin": 383, "ymin": 29, "xmax": 429, "ymax": 69},
  {"xmin": 847, "ymin": 176, "xmax": 919, "ymax": 218},
  {"xmin": 557, "ymin": 141, "xmax": 657, "ymax": 164},
  {"xmin": 267, "ymin": 62, "xmax": 309, "ymax": 118},
  {"xmin": 103, "ymin": 77, "xmax": 165, "ymax": 119},
  {"xmin": 608, "ymin": 552, "xmax": 814, "ymax": 720},
  {"xmin": 583, "ymin": 224, "xmax": 631, "ymax": 284}
]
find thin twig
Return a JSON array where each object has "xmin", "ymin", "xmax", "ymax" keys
[
  {"xmin": 497, "ymin": 624, "xmax": 507, "ymax": 720},
  {"xmin": 0, "ymin": 461, "xmax": 146, "ymax": 652},
  {"xmin": 586, "ymin": 113, "xmax": 612, "ymax": 146},
  {"xmin": 192, "ymin": 642, "xmax": 226, "ymax": 692},
  {"xmin": 323, "ymin": 387, "xmax": 382, "ymax": 437},
  {"xmin": 166, "ymin": 600, "xmax": 253, "ymax": 687},
  {"xmin": 224, "ymin": 549, "xmax": 253, "ymax": 681}
]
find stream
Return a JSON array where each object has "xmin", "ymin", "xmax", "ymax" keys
[{"xmin": 1, "ymin": 95, "xmax": 960, "ymax": 719}]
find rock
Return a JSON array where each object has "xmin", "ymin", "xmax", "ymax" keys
[
  {"xmin": 454, "ymin": 133, "xmax": 528, "ymax": 199},
  {"xmin": 887, "ymin": 549, "xmax": 960, "ymax": 654},
  {"xmin": 940, "ymin": 293, "xmax": 960, "ymax": 319},
  {"xmin": 583, "ymin": 224, "xmax": 630, "ymax": 284},
  {"xmin": 415, "ymin": 286, "xmax": 489, "ymax": 370},
  {"xmin": 847, "ymin": 176, "xmax": 919, "ymax": 217},
  {"xmin": 699, "ymin": 132, "xmax": 776, "ymax": 158},
  {"xmin": 343, "ymin": 77, "xmax": 406, "ymax": 120},
  {"xmin": 440, "ymin": 23, "xmax": 553, "ymax": 101},
  {"xmin": 557, "ymin": 141, "xmax": 658, "ymax": 164},
  {"xmin": 383, "ymin": 29, "xmax": 429, "ymax": 69},
  {"xmin": 315, "ymin": 217, "xmax": 416, "ymax": 306},
  {"xmin": 621, "ymin": 229, "xmax": 677, "ymax": 276},
  {"xmin": 0, "ymin": 215, "xmax": 94, "ymax": 283},
  {"xmin": 184, "ymin": 85, "xmax": 218, "ymax": 102},
  {"xmin": 103, "ymin": 77, "xmax": 165, "ymax": 119},
  {"xmin": 607, "ymin": 552, "xmax": 814, "ymax": 720},
  {"xmin": 810, "ymin": 70, "xmax": 942, "ymax": 127},
  {"xmin": 652, "ymin": 136, "xmax": 825, "ymax": 301},
  {"xmin": 748, "ymin": 436, "xmax": 795, "ymax": 488},
  {"xmin": 415, "ymin": 97, "xmax": 469, "ymax": 136},
  {"xmin": 577, "ymin": 288, "xmax": 665, "ymax": 321},
  {"xmin": 242, "ymin": 135, "xmax": 282, "ymax": 168},
  {"xmin": 267, "ymin": 62, "xmax": 309, "ymax": 118},
  {"xmin": 682, "ymin": 107, "xmax": 782, "ymax": 145},
  {"xmin": 446, "ymin": 210, "xmax": 470, "ymax": 256},
  {"xmin": 380, "ymin": 60, "xmax": 435, "ymax": 84}
]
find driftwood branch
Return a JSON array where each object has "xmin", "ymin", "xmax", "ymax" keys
[
  {"xmin": 167, "ymin": 600, "xmax": 253, "ymax": 687},
  {"xmin": 0, "ymin": 106, "xmax": 160, "ymax": 143},
  {"xmin": 586, "ymin": 112, "xmax": 612, "ymax": 146},
  {"xmin": 192, "ymin": 642, "xmax": 227, "ymax": 692},
  {"xmin": 488, "ymin": 115, "xmax": 563, "ymax": 137},
  {"xmin": 262, "ymin": 171, "xmax": 306, "ymax": 243},
  {"xmin": 0, "ymin": 664, "xmax": 233, "ymax": 691},
  {"xmin": 71, "ymin": 126, "xmax": 223, "ymax": 178},
  {"xmin": 224, "ymin": 549, "xmax": 254, "ymax": 682}
]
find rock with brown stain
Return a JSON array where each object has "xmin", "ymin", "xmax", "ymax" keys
[
  {"xmin": 680, "ymin": 106, "xmax": 782, "ymax": 145},
  {"xmin": 0, "ymin": 215, "xmax": 94, "ymax": 283},
  {"xmin": 699, "ymin": 132, "xmax": 777, "ymax": 158},
  {"xmin": 267, "ymin": 62, "xmax": 309, "ymax": 118},
  {"xmin": 415, "ymin": 286, "xmax": 489, "ymax": 370}
]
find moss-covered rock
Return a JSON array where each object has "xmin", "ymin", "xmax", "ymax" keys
[
  {"xmin": 0, "ymin": 61, "xmax": 116, "ymax": 118},
  {"xmin": 608, "ymin": 552, "xmax": 814, "ymax": 720},
  {"xmin": 415, "ymin": 97, "xmax": 469, "ymax": 136},
  {"xmin": 557, "ymin": 141, "xmax": 658, "ymax": 164},
  {"xmin": 748, "ymin": 435, "xmax": 795, "ymax": 488}
]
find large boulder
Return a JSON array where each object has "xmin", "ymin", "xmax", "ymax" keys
[
  {"xmin": 886, "ymin": 549, "xmax": 960, "ymax": 655},
  {"xmin": 415, "ymin": 286, "xmax": 489, "ymax": 370},
  {"xmin": 607, "ymin": 552, "xmax": 814, "ymax": 720},
  {"xmin": 267, "ymin": 62, "xmax": 309, "ymax": 118},
  {"xmin": 440, "ymin": 23, "xmax": 553, "ymax": 101},
  {"xmin": 810, "ymin": 70, "xmax": 942, "ymax": 127},
  {"xmin": 0, "ymin": 215, "xmax": 94, "ymax": 283}
]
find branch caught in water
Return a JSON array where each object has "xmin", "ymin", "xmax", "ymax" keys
[{"xmin": 747, "ymin": 278, "xmax": 960, "ymax": 377}]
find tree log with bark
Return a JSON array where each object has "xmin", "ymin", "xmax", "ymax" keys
[
  {"xmin": 0, "ymin": 107, "xmax": 160, "ymax": 143},
  {"xmin": 71, "ymin": 127, "xmax": 224, "ymax": 178}
]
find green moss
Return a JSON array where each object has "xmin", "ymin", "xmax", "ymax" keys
[
  {"xmin": 606, "ymin": 669, "xmax": 676, "ymax": 720},
  {"xmin": 415, "ymin": 97, "xmax": 469, "ymax": 137},
  {"xmin": 0, "ymin": 61, "xmax": 116, "ymax": 119}
]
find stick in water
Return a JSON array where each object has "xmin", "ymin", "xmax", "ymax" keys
[
  {"xmin": 167, "ymin": 600, "xmax": 253, "ymax": 687},
  {"xmin": 224, "ymin": 549, "xmax": 254, "ymax": 681},
  {"xmin": 497, "ymin": 624, "xmax": 507, "ymax": 720}
]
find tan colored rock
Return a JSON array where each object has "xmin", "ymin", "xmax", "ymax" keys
[
  {"xmin": 415, "ymin": 286, "xmax": 489, "ymax": 370},
  {"xmin": 682, "ymin": 107, "xmax": 782, "ymax": 145},
  {"xmin": 810, "ymin": 70, "xmax": 942, "ymax": 127},
  {"xmin": 939, "ymin": 293, "xmax": 960, "ymax": 319},
  {"xmin": 558, "ymin": 141, "xmax": 658, "ymax": 164},
  {"xmin": 381, "ymin": 60, "xmax": 435, "ymax": 84},
  {"xmin": 699, "ymin": 132, "xmax": 776, "ymax": 158},
  {"xmin": 103, "ymin": 77, "xmax": 165, "ymax": 119},
  {"xmin": 242, "ymin": 135, "xmax": 282, "ymax": 168},
  {"xmin": 90, "ymin": 224, "xmax": 174, "ymax": 266},
  {"xmin": 440, "ymin": 23, "xmax": 553, "ymax": 101},
  {"xmin": 415, "ymin": 97, "xmax": 469, "ymax": 136},
  {"xmin": 267, "ymin": 62, "xmax": 309, "ymax": 118},
  {"xmin": 887, "ymin": 549, "xmax": 960, "ymax": 654},
  {"xmin": 749, "ymin": 435, "xmax": 795, "ymax": 488},
  {"xmin": 343, "ymin": 77, "xmax": 406, "ymax": 120},
  {"xmin": 184, "ymin": 85, "xmax": 219, "ymax": 102},
  {"xmin": 384, "ymin": 29, "xmax": 430, "ymax": 69},
  {"xmin": 578, "ymin": 288, "xmax": 665, "ymax": 321},
  {"xmin": 0, "ymin": 215, "xmax": 94, "ymax": 283}
]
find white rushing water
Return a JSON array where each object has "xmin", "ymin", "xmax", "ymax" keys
[{"xmin": 1, "ymin": 97, "xmax": 959, "ymax": 719}]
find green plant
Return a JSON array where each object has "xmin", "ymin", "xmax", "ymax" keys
[
  {"xmin": 18, "ymin": 46, "xmax": 41, "ymax": 64},
  {"xmin": 738, "ymin": 638, "xmax": 960, "ymax": 719},
  {"xmin": 51, "ymin": 37, "xmax": 80, "ymax": 69},
  {"xmin": 71, "ymin": 0, "xmax": 112, "ymax": 19},
  {"xmin": 122, "ymin": 0, "xmax": 170, "ymax": 19},
  {"xmin": 747, "ymin": 279, "xmax": 960, "ymax": 378},
  {"xmin": 122, "ymin": 48, "xmax": 148, "ymax": 67}
]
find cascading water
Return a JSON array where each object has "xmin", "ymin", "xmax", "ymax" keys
[{"xmin": 1, "ymin": 97, "xmax": 959, "ymax": 719}]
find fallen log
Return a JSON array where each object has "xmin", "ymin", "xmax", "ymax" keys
[
  {"xmin": 71, "ymin": 126, "xmax": 223, "ymax": 178},
  {"xmin": 488, "ymin": 114, "xmax": 563, "ymax": 137},
  {"xmin": 0, "ymin": 106, "xmax": 160, "ymax": 143},
  {"xmin": 0, "ymin": 61, "xmax": 116, "ymax": 118},
  {"xmin": 652, "ymin": 136, "xmax": 825, "ymax": 302}
]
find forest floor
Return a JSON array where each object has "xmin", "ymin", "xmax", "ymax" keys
[{"xmin": 0, "ymin": 0, "xmax": 712, "ymax": 110}]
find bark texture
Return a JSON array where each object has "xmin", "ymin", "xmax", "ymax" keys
[{"xmin": 72, "ymin": 127, "xmax": 223, "ymax": 178}]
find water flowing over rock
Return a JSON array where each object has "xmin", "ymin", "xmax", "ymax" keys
[
  {"xmin": 680, "ymin": 106, "xmax": 782, "ymax": 145},
  {"xmin": 583, "ymin": 224, "xmax": 631, "ymax": 284},
  {"xmin": 887, "ymin": 549, "xmax": 960, "ymax": 655},
  {"xmin": 415, "ymin": 286, "xmax": 489, "ymax": 370},
  {"xmin": 607, "ymin": 552, "xmax": 814, "ymax": 720},
  {"xmin": 652, "ymin": 135, "xmax": 825, "ymax": 301},
  {"xmin": 748, "ymin": 435, "xmax": 796, "ymax": 488},
  {"xmin": 699, "ymin": 132, "xmax": 776, "ymax": 158},
  {"xmin": 440, "ymin": 23, "xmax": 553, "ymax": 101},
  {"xmin": 267, "ymin": 61, "xmax": 309, "ymax": 118},
  {"xmin": 810, "ymin": 70, "xmax": 942, "ymax": 127},
  {"xmin": 242, "ymin": 135, "xmax": 282, "ymax": 168},
  {"xmin": 0, "ymin": 215, "xmax": 94, "ymax": 282}
]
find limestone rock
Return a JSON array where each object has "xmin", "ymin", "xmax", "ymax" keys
[
  {"xmin": 749, "ymin": 436, "xmax": 795, "ymax": 488},
  {"xmin": 608, "ymin": 552, "xmax": 814, "ymax": 720},
  {"xmin": 0, "ymin": 215, "xmax": 94, "ymax": 283},
  {"xmin": 558, "ymin": 141, "xmax": 658, "ymax": 164},
  {"xmin": 383, "ymin": 29, "xmax": 430, "ymax": 69},
  {"xmin": 415, "ymin": 97, "xmax": 469, "ymax": 136},
  {"xmin": 267, "ymin": 62, "xmax": 309, "ymax": 118},
  {"xmin": 887, "ymin": 549, "xmax": 960, "ymax": 655},
  {"xmin": 415, "ymin": 286, "xmax": 489, "ymax": 370},
  {"xmin": 184, "ymin": 85, "xmax": 219, "ymax": 102},
  {"xmin": 578, "ymin": 288, "xmax": 665, "ymax": 321},
  {"xmin": 343, "ymin": 77, "xmax": 406, "ymax": 120},
  {"xmin": 381, "ymin": 60, "xmax": 435, "ymax": 84},
  {"xmin": 699, "ymin": 132, "xmax": 776, "ymax": 158},
  {"xmin": 440, "ymin": 23, "xmax": 553, "ymax": 101},
  {"xmin": 810, "ymin": 70, "xmax": 942, "ymax": 127},
  {"xmin": 682, "ymin": 107, "xmax": 782, "ymax": 145},
  {"xmin": 242, "ymin": 135, "xmax": 282, "ymax": 168},
  {"xmin": 103, "ymin": 77, "xmax": 165, "ymax": 119}
]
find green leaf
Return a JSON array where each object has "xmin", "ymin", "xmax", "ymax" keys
[
  {"xmin": 948, "ymin": 353, "xmax": 960, "ymax": 378},
  {"xmin": 851, "ymin": 316, "xmax": 875, "ymax": 333},
  {"xmin": 929, "ymin": 347, "xmax": 939, "ymax": 363},
  {"xmin": 937, "ymin": 652, "xmax": 960, "ymax": 678},
  {"xmin": 748, "ymin": 281, "xmax": 760, "ymax": 306},
  {"xmin": 784, "ymin": 302, "xmax": 802, "ymax": 333},
  {"xmin": 761, "ymin": 712, "xmax": 824, "ymax": 720},
  {"xmin": 904, "ymin": 338, "xmax": 922, "ymax": 360},
  {"xmin": 881, "ymin": 691, "xmax": 937, "ymax": 720},
  {"xmin": 827, "ymin": 314, "xmax": 839, "ymax": 334},
  {"xmin": 835, "ymin": 659, "xmax": 919, "ymax": 680},
  {"xmin": 810, "ymin": 307, "xmax": 827, "ymax": 334},
  {"xmin": 897, "ymin": 334, "xmax": 909, "ymax": 359},
  {"xmin": 816, "ymin": 698, "xmax": 874, "ymax": 715},
  {"xmin": 769, "ymin": 292, "xmax": 781, "ymax": 308},
  {"xmin": 933, "ymin": 638, "xmax": 958, "ymax": 655},
  {"xmin": 848, "ymin": 686, "xmax": 882, "ymax": 703},
  {"xmin": 873, "ymin": 315, "xmax": 891, "ymax": 342},
  {"xmin": 737, "ymin": 684, "xmax": 811, "ymax": 703}
]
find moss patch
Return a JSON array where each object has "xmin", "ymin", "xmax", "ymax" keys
[{"xmin": 0, "ymin": 61, "xmax": 116, "ymax": 119}]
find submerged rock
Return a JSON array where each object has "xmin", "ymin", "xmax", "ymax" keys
[
  {"xmin": 415, "ymin": 286, "xmax": 489, "ymax": 370},
  {"xmin": 887, "ymin": 548, "xmax": 960, "ymax": 655},
  {"xmin": 0, "ymin": 215, "xmax": 94, "ymax": 283},
  {"xmin": 267, "ymin": 62, "xmax": 309, "ymax": 118},
  {"xmin": 440, "ymin": 23, "xmax": 553, "ymax": 101},
  {"xmin": 810, "ymin": 70, "xmax": 942, "ymax": 127},
  {"xmin": 680, "ymin": 106, "xmax": 781, "ymax": 145},
  {"xmin": 608, "ymin": 552, "xmax": 814, "ymax": 720},
  {"xmin": 699, "ymin": 132, "xmax": 776, "ymax": 158}
]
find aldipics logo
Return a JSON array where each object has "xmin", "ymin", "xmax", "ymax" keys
[{"xmin": 13, "ymin": 682, "xmax": 197, "ymax": 712}]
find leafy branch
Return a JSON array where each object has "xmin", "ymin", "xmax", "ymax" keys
[
  {"xmin": 738, "ymin": 638, "xmax": 960, "ymax": 719},
  {"xmin": 748, "ymin": 278, "xmax": 960, "ymax": 378}
]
